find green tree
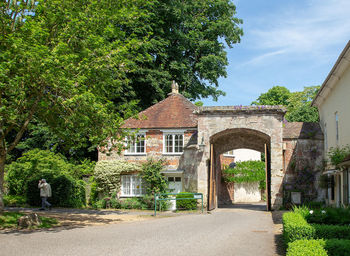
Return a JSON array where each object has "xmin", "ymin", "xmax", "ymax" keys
[
  {"xmin": 0, "ymin": 0, "xmax": 149, "ymax": 210},
  {"xmin": 252, "ymin": 86, "xmax": 291, "ymax": 106},
  {"xmin": 124, "ymin": 0, "xmax": 243, "ymax": 109},
  {"xmin": 285, "ymin": 86, "xmax": 320, "ymax": 122},
  {"xmin": 252, "ymin": 86, "xmax": 320, "ymax": 122},
  {"xmin": 140, "ymin": 159, "xmax": 168, "ymax": 195}
]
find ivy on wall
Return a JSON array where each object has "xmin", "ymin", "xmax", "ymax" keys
[
  {"xmin": 222, "ymin": 160, "xmax": 266, "ymax": 186},
  {"xmin": 94, "ymin": 160, "xmax": 140, "ymax": 196}
]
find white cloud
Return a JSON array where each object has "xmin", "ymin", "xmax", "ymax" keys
[{"xmin": 245, "ymin": 0, "xmax": 350, "ymax": 62}]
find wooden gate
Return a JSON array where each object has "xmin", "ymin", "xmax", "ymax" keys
[
  {"xmin": 265, "ymin": 144, "xmax": 271, "ymax": 211},
  {"xmin": 208, "ymin": 144, "xmax": 216, "ymax": 210}
]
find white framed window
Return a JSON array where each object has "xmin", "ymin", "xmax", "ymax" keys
[
  {"xmin": 163, "ymin": 134, "xmax": 184, "ymax": 154},
  {"xmin": 121, "ymin": 175, "xmax": 146, "ymax": 197},
  {"xmin": 125, "ymin": 134, "xmax": 146, "ymax": 155},
  {"xmin": 223, "ymin": 150, "xmax": 235, "ymax": 157}
]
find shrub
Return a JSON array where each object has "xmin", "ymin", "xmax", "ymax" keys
[
  {"xmin": 176, "ymin": 193, "xmax": 197, "ymax": 210},
  {"xmin": 283, "ymin": 212, "xmax": 315, "ymax": 244},
  {"xmin": 306, "ymin": 207, "xmax": 350, "ymax": 226},
  {"xmin": 313, "ymin": 224, "xmax": 350, "ymax": 240},
  {"xmin": 325, "ymin": 239, "xmax": 350, "ymax": 256},
  {"xmin": 94, "ymin": 160, "xmax": 140, "ymax": 196},
  {"xmin": 3, "ymin": 195, "xmax": 26, "ymax": 207},
  {"xmin": 286, "ymin": 239, "xmax": 327, "ymax": 256},
  {"xmin": 222, "ymin": 160, "xmax": 265, "ymax": 185},
  {"xmin": 140, "ymin": 158, "xmax": 168, "ymax": 195},
  {"xmin": 25, "ymin": 171, "xmax": 86, "ymax": 208}
]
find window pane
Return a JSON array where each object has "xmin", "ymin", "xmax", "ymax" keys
[
  {"xmin": 175, "ymin": 177, "xmax": 181, "ymax": 182},
  {"xmin": 127, "ymin": 137, "xmax": 136, "ymax": 153},
  {"xmin": 168, "ymin": 177, "xmax": 174, "ymax": 182},
  {"xmin": 166, "ymin": 135, "xmax": 173, "ymax": 153},
  {"xmin": 122, "ymin": 176, "xmax": 131, "ymax": 195},
  {"xmin": 175, "ymin": 134, "xmax": 183, "ymax": 153},
  {"xmin": 136, "ymin": 135, "xmax": 145, "ymax": 153}
]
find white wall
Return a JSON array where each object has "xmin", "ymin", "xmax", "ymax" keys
[{"xmin": 225, "ymin": 148, "xmax": 261, "ymax": 162}]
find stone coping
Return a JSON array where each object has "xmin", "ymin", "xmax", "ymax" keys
[{"xmin": 194, "ymin": 105, "xmax": 287, "ymax": 115}]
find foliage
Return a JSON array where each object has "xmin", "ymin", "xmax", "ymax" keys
[
  {"xmin": 95, "ymin": 195, "xmax": 168, "ymax": 210},
  {"xmin": 306, "ymin": 207, "xmax": 350, "ymax": 226},
  {"xmin": 0, "ymin": 211, "xmax": 58, "ymax": 229},
  {"xmin": 327, "ymin": 145, "xmax": 350, "ymax": 167},
  {"xmin": 283, "ymin": 212, "xmax": 315, "ymax": 244},
  {"xmin": 93, "ymin": 160, "xmax": 140, "ymax": 197},
  {"xmin": 5, "ymin": 149, "xmax": 93, "ymax": 196},
  {"xmin": 140, "ymin": 159, "xmax": 168, "ymax": 195},
  {"xmin": 3, "ymin": 195, "xmax": 26, "ymax": 207},
  {"xmin": 286, "ymin": 239, "xmax": 327, "ymax": 256},
  {"xmin": 0, "ymin": 0, "xmax": 149, "ymax": 210},
  {"xmin": 222, "ymin": 161, "xmax": 265, "ymax": 185},
  {"xmin": 252, "ymin": 85, "xmax": 320, "ymax": 122},
  {"xmin": 325, "ymin": 239, "xmax": 350, "ymax": 256},
  {"xmin": 25, "ymin": 171, "xmax": 86, "ymax": 208},
  {"xmin": 124, "ymin": 0, "xmax": 243, "ymax": 109},
  {"xmin": 252, "ymin": 86, "xmax": 291, "ymax": 106},
  {"xmin": 285, "ymin": 86, "xmax": 320, "ymax": 122},
  {"xmin": 176, "ymin": 193, "xmax": 197, "ymax": 210}
]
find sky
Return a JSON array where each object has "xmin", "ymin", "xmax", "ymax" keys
[{"xmin": 201, "ymin": 0, "xmax": 350, "ymax": 106}]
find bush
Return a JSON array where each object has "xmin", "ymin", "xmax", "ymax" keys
[
  {"xmin": 283, "ymin": 212, "xmax": 315, "ymax": 244},
  {"xmin": 94, "ymin": 160, "xmax": 140, "ymax": 196},
  {"xmin": 140, "ymin": 158, "xmax": 168, "ymax": 195},
  {"xmin": 222, "ymin": 160, "xmax": 265, "ymax": 184},
  {"xmin": 5, "ymin": 149, "xmax": 93, "ymax": 196},
  {"xmin": 176, "ymin": 193, "xmax": 197, "ymax": 210},
  {"xmin": 3, "ymin": 195, "xmax": 26, "ymax": 207},
  {"xmin": 286, "ymin": 239, "xmax": 327, "ymax": 256},
  {"xmin": 25, "ymin": 171, "xmax": 86, "ymax": 208},
  {"xmin": 325, "ymin": 239, "xmax": 350, "ymax": 256},
  {"xmin": 314, "ymin": 224, "xmax": 350, "ymax": 240},
  {"xmin": 306, "ymin": 207, "xmax": 350, "ymax": 226}
]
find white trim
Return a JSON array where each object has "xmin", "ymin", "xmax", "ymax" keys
[
  {"xmin": 160, "ymin": 129, "xmax": 189, "ymax": 133},
  {"xmin": 163, "ymin": 133, "xmax": 184, "ymax": 154},
  {"xmin": 120, "ymin": 174, "xmax": 145, "ymax": 197},
  {"xmin": 125, "ymin": 133, "xmax": 146, "ymax": 154}
]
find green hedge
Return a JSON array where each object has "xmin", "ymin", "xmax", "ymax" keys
[
  {"xmin": 283, "ymin": 212, "xmax": 350, "ymax": 243},
  {"xmin": 26, "ymin": 171, "xmax": 86, "ymax": 208},
  {"xmin": 314, "ymin": 224, "xmax": 350, "ymax": 240},
  {"xmin": 283, "ymin": 212, "xmax": 315, "ymax": 243},
  {"xmin": 176, "ymin": 193, "xmax": 197, "ymax": 210},
  {"xmin": 325, "ymin": 239, "xmax": 350, "ymax": 256},
  {"xmin": 286, "ymin": 240, "xmax": 327, "ymax": 256}
]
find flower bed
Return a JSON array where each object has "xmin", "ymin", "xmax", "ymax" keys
[{"xmin": 283, "ymin": 206, "xmax": 350, "ymax": 255}]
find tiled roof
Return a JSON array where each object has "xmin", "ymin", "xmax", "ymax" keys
[
  {"xmin": 123, "ymin": 93, "xmax": 198, "ymax": 129},
  {"xmin": 283, "ymin": 122, "xmax": 323, "ymax": 140}
]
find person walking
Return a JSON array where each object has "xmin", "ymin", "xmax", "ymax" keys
[{"xmin": 38, "ymin": 179, "xmax": 52, "ymax": 210}]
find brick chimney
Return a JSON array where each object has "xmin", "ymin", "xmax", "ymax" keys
[{"xmin": 171, "ymin": 80, "xmax": 179, "ymax": 94}]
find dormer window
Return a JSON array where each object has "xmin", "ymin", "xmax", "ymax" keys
[
  {"xmin": 125, "ymin": 134, "xmax": 146, "ymax": 155},
  {"xmin": 163, "ymin": 133, "xmax": 184, "ymax": 154}
]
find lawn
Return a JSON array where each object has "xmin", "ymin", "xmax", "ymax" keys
[{"xmin": 0, "ymin": 212, "xmax": 58, "ymax": 229}]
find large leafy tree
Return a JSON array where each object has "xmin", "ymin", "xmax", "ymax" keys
[
  {"xmin": 252, "ymin": 86, "xmax": 320, "ymax": 122},
  {"xmin": 124, "ymin": 0, "xmax": 243, "ymax": 109},
  {"xmin": 0, "ymin": 0, "xmax": 150, "ymax": 210}
]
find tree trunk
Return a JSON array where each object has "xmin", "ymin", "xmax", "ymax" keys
[{"xmin": 0, "ymin": 150, "xmax": 5, "ymax": 212}]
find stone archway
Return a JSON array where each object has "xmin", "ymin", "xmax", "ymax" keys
[
  {"xmin": 210, "ymin": 128, "xmax": 271, "ymax": 210},
  {"xmin": 195, "ymin": 106, "xmax": 286, "ymax": 210}
]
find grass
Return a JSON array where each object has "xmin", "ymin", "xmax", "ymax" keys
[{"xmin": 0, "ymin": 212, "xmax": 58, "ymax": 229}]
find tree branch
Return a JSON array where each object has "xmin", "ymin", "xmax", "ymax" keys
[{"xmin": 7, "ymin": 97, "xmax": 40, "ymax": 153}]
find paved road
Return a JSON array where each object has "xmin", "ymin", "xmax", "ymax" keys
[{"xmin": 1, "ymin": 205, "xmax": 277, "ymax": 256}]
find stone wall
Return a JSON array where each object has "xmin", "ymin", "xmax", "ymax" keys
[{"xmin": 282, "ymin": 122, "xmax": 325, "ymax": 205}]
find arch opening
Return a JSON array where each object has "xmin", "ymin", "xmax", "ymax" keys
[{"xmin": 208, "ymin": 128, "xmax": 271, "ymax": 211}]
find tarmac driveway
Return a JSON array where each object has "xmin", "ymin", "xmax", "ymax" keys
[{"xmin": 1, "ymin": 204, "xmax": 280, "ymax": 256}]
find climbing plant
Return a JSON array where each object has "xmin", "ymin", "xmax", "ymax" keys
[
  {"xmin": 222, "ymin": 161, "xmax": 266, "ymax": 188},
  {"xmin": 327, "ymin": 145, "xmax": 350, "ymax": 168}
]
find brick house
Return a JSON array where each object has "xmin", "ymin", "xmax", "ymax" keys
[{"xmin": 99, "ymin": 82, "xmax": 200, "ymax": 197}]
